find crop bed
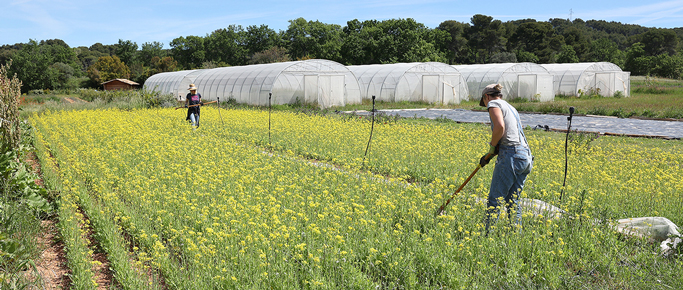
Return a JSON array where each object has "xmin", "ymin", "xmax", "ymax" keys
[{"xmin": 31, "ymin": 107, "xmax": 682, "ymax": 289}]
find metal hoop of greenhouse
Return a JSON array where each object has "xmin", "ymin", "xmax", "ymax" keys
[
  {"xmin": 143, "ymin": 69, "xmax": 207, "ymax": 101},
  {"xmin": 540, "ymin": 62, "xmax": 630, "ymax": 97},
  {"xmin": 347, "ymin": 62, "xmax": 468, "ymax": 104},
  {"xmin": 453, "ymin": 63, "xmax": 555, "ymax": 102},
  {"xmin": 185, "ymin": 59, "xmax": 361, "ymax": 108}
]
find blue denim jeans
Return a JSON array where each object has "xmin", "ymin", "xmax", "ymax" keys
[
  {"xmin": 189, "ymin": 113, "xmax": 200, "ymax": 128},
  {"xmin": 485, "ymin": 145, "xmax": 533, "ymax": 233}
]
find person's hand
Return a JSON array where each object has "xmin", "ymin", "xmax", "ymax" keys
[
  {"xmin": 479, "ymin": 154, "xmax": 491, "ymax": 167},
  {"xmin": 184, "ymin": 104, "xmax": 188, "ymax": 108},
  {"xmin": 200, "ymin": 102, "xmax": 204, "ymax": 105}
]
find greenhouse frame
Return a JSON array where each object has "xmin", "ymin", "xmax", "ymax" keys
[
  {"xmin": 144, "ymin": 60, "xmax": 362, "ymax": 108},
  {"xmin": 195, "ymin": 59, "xmax": 361, "ymax": 108},
  {"xmin": 347, "ymin": 62, "xmax": 468, "ymax": 104},
  {"xmin": 540, "ymin": 62, "xmax": 630, "ymax": 97},
  {"xmin": 453, "ymin": 63, "xmax": 555, "ymax": 102},
  {"xmin": 143, "ymin": 69, "xmax": 206, "ymax": 101}
]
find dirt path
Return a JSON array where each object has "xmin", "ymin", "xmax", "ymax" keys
[
  {"xmin": 27, "ymin": 220, "xmax": 71, "ymax": 289},
  {"xmin": 25, "ymin": 150, "xmax": 115, "ymax": 289}
]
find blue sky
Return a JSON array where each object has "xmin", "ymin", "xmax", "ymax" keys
[{"xmin": 3, "ymin": 0, "xmax": 683, "ymax": 48}]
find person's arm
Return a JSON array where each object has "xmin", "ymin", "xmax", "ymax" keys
[
  {"xmin": 488, "ymin": 107, "xmax": 505, "ymax": 147},
  {"xmin": 185, "ymin": 95, "xmax": 189, "ymax": 107}
]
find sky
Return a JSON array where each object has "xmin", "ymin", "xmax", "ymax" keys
[{"xmin": 3, "ymin": 0, "xmax": 683, "ymax": 48}]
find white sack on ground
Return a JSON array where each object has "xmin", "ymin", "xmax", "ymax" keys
[
  {"xmin": 471, "ymin": 197, "xmax": 566, "ymax": 219},
  {"xmin": 615, "ymin": 217, "xmax": 682, "ymax": 254},
  {"xmin": 518, "ymin": 198, "xmax": 566, "ymax": 219}
]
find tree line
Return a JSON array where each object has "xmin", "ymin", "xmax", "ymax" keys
[{"xmin": 1, "ymin": 15, "xmax": 682, "ymax": 93}]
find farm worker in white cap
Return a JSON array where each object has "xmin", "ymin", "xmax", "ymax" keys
[
  {"xmin": 184, "ymin": 84, "xmax": 203, "ymax": 128},
  {"xmin": 479, "ymin": 83, "xmax": 533, "ymax": 234}
]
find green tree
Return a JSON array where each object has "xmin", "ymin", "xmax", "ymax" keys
[
  {"xmin": 87, "ymin": 55, "xmax": 130, "ymax": 86},
  {"xmin": 9, "ymin": 39, "xmax": 81, "ymax": 92},
  {"xmin": 639, "ymin": 28, "xmax": 678, "ymax": 56},
  {"xmin": 152, "ymin": 56, "xmax": 178, "ymax": 73},
  {"xmin": 244, "ymin": 25, "xmax": 281, "ymax": 57},
  {"xmin": 0, "ymin": 44, "xmax": 21, "ymax": 67},
  {"xmin": 589, "ymin": 38, "xmax": 624, "ymax": 65},
  {"xmin": 115, "ymin": 39, "xmax": 138, "ymax": 65},
  {"xmin": 624, "ymin": 42, "xmax": 650, "ymax": 75},
  {"xmin": 340, "ymin": 19, "xmax": 379, "ymax": 64},
  {"xmin": 170, "ymin": 35, "xmax": 206, "ymax": 69},
  {"xmin": 341, "ymin": 18, "xmax": 447, "ymax": 64},
  {"xmin": 515, "ymin": 50, "xmax": 539, "ymax": 63},
  {"xmin": 283, "ymin": 18, "xmax": 343, "ymax": 61},
  {"xmin": 249, "ymin": 46, "xmax": 291, "ymax": 64},
  {"xmin": 562, "ymin": 26, "xmax": 590, "ymax": 61},
  {"xmin": 466, "ymin": 14, "xmax": 506, "ymax": 63},
  {"xmin": 507, "ymin": 21, "xmax": 556, "ymax": 63},
  {"xmin": 436, "ymin": 20, "xmax": 469, "ymax": 64},
  {"xmin": 205, "ymin": 26, "xmax": 248, "ymax": 66},
  {"xmin": 138, "ymin": 41, "xmax": 165, "ymax": 67},
  {"xmin": 89, "ymin": 42, "xmax": 116, "ymax": 55},
  {"xmin": 437, "ymin": 20, "xmax": 469, "ymax": 64},
  {"xmin": 556, "ymin": 44, "xmax": 579, "ymax": 63},
  {"xmin": 650, "ymin": 53, "xmax": 683, "ymax": 79}
]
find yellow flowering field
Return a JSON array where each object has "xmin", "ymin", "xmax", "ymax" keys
[{"xmin": 31, "ymin": 107, "xmax": 682, "ymax": 289}]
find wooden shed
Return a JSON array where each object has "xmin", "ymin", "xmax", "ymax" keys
[{"xmin": 102, "ymin": 78, "xmax": 140, "ymax": 91}]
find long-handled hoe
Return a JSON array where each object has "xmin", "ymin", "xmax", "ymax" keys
[
  {"xmin": 435, "ymin": 154, "xmax": 493, "ymax": 217},
  {"xmin": 173, "ymin": 100, "xmax": 217, "ymax": 110}
]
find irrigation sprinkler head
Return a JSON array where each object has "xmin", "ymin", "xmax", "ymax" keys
[{"xmin": 568, "ymin": 107, "xmax": 575, "ymax": 121}]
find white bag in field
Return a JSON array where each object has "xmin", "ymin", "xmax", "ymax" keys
[
  {"xmin": 518, "ymin": 198, "xmax": 566, "ymax": 219},
  {"xmin": 615, "ymin": 217, "xmax": 682, "ymax": 254}
]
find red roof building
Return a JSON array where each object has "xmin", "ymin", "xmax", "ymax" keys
[{"xmin": 102, "ymin": 78, "xmax": 140, "ymax": 91}]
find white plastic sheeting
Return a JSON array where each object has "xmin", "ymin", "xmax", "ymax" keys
[
  {"xmin": 541, "ymin": 62, "xmax": 630, "ymax": 97},
  {"xmin": 616, "ymin": 217, "xmax": 681, "ymax": 255},
  {"xmin": 453, "ymin": 63, "xmax": 555, "ymax": 102},
  {"xmin": 143, "ymin": 69, "xmax": 207, "ymax": 101},
  {"xmin": 190, "ymin": 59, "xmax": 361, "ymax": 108},
  {"xmin": 348, "ymin": 62, "xmax": 468, "ymax": 104}
]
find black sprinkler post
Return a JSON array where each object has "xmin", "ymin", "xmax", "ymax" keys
[
  {"xmin": 560, "ymin": 106, "xmax": 575, "ymax": 202},
  {"xmin": 217, "ymin": 97, "xmax": 224, "ymax": 126},
  {"xmin": 363, "ymin": 95, "xmax": 376, "ymax": 167},
  {"xmin": 268, "ymin": 92, "xmax": 272, "ymax": 146}
]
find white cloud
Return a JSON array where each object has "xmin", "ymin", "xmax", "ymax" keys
[{"xmin": 581, "ymin": 0, "xmax": 683, "ymax": 26}]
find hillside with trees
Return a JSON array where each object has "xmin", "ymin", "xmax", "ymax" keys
[{"xmin": 1, "ymin": 15, "xmax": 681, "ymax": 93}]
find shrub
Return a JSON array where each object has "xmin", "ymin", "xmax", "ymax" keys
[
  {"xmin": 0, "ymin": 61, "xmax": 22, "ymax": 151},
  {"xmin": 586, "ymin": 107, "xmax": 608, "ymax": 115}
]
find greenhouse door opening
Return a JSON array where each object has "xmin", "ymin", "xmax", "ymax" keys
[
  {"xmin": 595, "ymin": 73, "xmax": 613, "ymax": 96},
  {"xmin": 305, "ymin": 75, "xmax": 345, "ymax": 108},
  {"xmin": 517, "ymin": 74, "xmax": 537, "ymax": 100},
  {"xmin": 422, "ymin": 75, "xmax": 440, "ymax": 103}
]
